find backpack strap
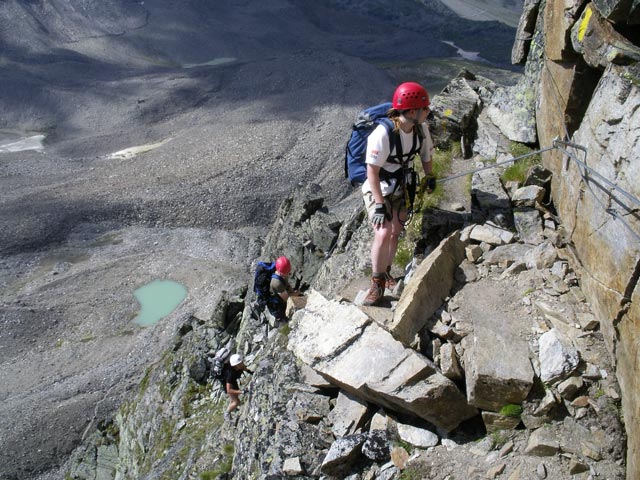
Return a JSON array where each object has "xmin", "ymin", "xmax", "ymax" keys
[
  {"xmin": 377, "ymin": 118, "xmax": 395, "ymax": 157},
  {"xmin": 390, "ymin": 130, "xmax": 404, "ymax": 163},
  {"xmin": 415, "ymin": 124, "xmax": 425, "ymax": 155}
]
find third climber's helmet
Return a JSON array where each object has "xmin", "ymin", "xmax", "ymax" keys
[
  {"xmin": 275, "ymin": 256, "xmax": 291, "ymax": 275},
  {"xmin": 392, "ymin": 82, "xmax": 430, "ymax": 110}
]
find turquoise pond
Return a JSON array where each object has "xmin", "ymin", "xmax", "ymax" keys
[{"xmin": 133, "ymin": 279, "xmax": 188, "ymax": 326}]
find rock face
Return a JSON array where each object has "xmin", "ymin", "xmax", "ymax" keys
[
  {"xmin": 522, "ymin": 0, "xmax": 640, "ymax": 475},
  {"xmin": 288, "ymin": 290, "xmax": 477, "ymax": 432},
  {"xmin": 2, "ymin": 1, "xmax": 635, "ymax": 479}
]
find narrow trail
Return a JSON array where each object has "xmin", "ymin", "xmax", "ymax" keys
[{"xmin": 439, "ymin": 154, "xmax": 475, "ymax": 213}]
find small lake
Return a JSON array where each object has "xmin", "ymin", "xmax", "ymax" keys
[{"xmin": 133, "ymin": 279, "xmax": 188, "ymax": 326}]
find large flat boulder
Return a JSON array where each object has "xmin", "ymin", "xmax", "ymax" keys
[{"xmin": 288, "ymin": 290, "xmax": 477, "ymax": 432}]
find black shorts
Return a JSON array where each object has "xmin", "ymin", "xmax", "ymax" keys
[{"xmin": 267, "ymin": 300, "xmax": 287, "ymax": 321}]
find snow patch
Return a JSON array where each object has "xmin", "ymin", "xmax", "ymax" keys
[
  {"xmin": 0, "ymin": 135, "xmax": 46, "ymax": 153},
  {"xmin": 442, "ymin": 41, "xmax": 487, "ymax": 63},
  {"xmin": 182, "ymin": 57, "xmax": 236, "ymax": 69},
  {"xmin": 108, "ymin": 138, "xmax": 171, "ymax": 160}
]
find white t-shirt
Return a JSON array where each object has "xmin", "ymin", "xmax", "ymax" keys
[{"xmin": 362, "ymin": 122, "xmax": 434, "ymax": 196}]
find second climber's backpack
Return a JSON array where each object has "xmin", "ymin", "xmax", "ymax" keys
[
  {"xmin": 253, "ymin": 261, "xmax": 279, "ymax": 307},
  {"xmin": 209, "ymin": 346, "xmax": 231, "ymax": 384}
]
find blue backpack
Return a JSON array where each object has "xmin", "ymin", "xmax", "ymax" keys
[
  {"xmin": 253, "ymin": 261, "xmax": 284, "ymax": 307},
  {"xmin": 344, "ymin": 102, "xmax": 394, "ymax": 186},
  {"xmin": 344, "ymin": 102, "xmax": 424, "ymax": 186}
]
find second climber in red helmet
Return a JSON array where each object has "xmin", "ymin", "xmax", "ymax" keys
[
  {"xmin": 362, "ymin": 81, "xmax": 435, "ymax": 306},
  {"xmin": 268, "ymin": 255, "xmax": 295, "ymax": 323}
]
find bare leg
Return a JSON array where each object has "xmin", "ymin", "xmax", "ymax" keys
[
  {"xmin": 386, "ymin": 209, "xmax": 407, "ymax": 270},
  {"xmin": 227, "ymin": 393, "xmax": 241, "ymax": 413},
  {"xmin": 371, "ymin": 222, "xmax": 393, "ymax": 273}
]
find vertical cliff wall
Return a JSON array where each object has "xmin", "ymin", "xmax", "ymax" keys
[{"xmin": 516, "ymin": 0, "xmax": 640, "ymax": 477}]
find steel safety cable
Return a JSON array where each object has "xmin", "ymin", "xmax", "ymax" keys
[
  {"xmin": 435, "ymin": 58, "xmax": 568, "ymax": 184},
  {"xmin": 554, "ymin": 141, "xmax": 640, "ymax": 243},
  {"xmin": 554, "ymin": 140, "xmax": 640, "ymax": 209},
  {"xmin": 543, "ymin": 58, "xmax": 640, "ymax": 243},
  {"xmin": 437, "ymin": 145, "xmax": 557, "ymax": 183}
]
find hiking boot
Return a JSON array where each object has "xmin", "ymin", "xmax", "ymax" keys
[
  {"xmin": 362, "ymin": 276, "xmax": 385, "ymax": 306},
  {"xmin": 385, "ymin": 271, "xmax": 397, "ymax": 290}
]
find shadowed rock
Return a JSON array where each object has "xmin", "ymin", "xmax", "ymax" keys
[
  {"xmin": 591, "ymin": 0, "xmax": 640, "ymax": 23},
  {"xmin": 512, "ymin": 0, "xmax": 541, "ymax": 64}
]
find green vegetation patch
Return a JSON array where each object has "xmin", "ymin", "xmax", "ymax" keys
[
  {"xmin": 141, "ymin": 418, "xmax": 176, "ymax": 475},
  {"xmin": 400, "ymin": 462, "xmax": 431, "ymax": 479},
  {"xmin": 279, "ymin": 322, "xmax": 291, "ymax": 337},
  {"xmin": 395, "ymin": 214, "xmax": 422, "ymax": 268},
  {"xmin": 139, "ymin": 368, "xmax": 152, "ymax": 396},
  {"xmin": 499, "ymin": 403, "xmax": 523, "ymax": 417},
  {"xmin": 418, "ymin": 144, "xmax": 453, "ymax": 210},
  {"xmin": 501, "ymin": 142, "xmax": 541, "ymax": 184},
  {"xmin": 490, "ymin": 430, "xmax": 511, "ymax": 447},
  {"xmin": 395, "ymin": 144, "xmax": 457, "ymax": 267},
  {"xmin": 199, "ymin": 443, "xmax": 235, "ymax": 479},
  {"xmin": 393, "ymin": 440, "xmax": 413, "ymax": 454}
]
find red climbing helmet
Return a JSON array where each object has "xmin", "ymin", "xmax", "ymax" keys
[
  {"xmin": 275, "ymin": 256, "xmax": 291, "ymax": 275},
  {"xmin": 392, "ymin": 82, "xmax": 430, "ymax": 110}
]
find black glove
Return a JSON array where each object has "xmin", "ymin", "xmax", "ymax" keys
[
  {"xmin": 371, "ymin": 203, "xmax": 387, "ymax": 226},
  {"xmin": 423, "ymin": 175, "xmax": 436, "ymax": 193}
]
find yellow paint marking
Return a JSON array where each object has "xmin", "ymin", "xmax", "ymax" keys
[
  {"xmin": 578, "ymin": 6, "xmax": 592, "ymax": 42},
  {"xmin": 444, "ymin": 108, "xmax": 453, "ymax": 117}
]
